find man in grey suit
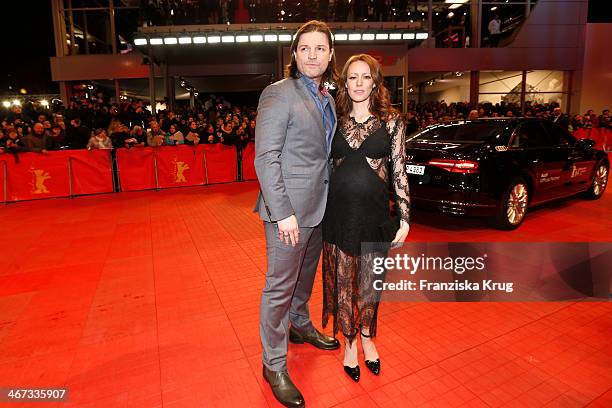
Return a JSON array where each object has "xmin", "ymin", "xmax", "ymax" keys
[{"xmin": 254, "ymin": 21, "xmax": 340, "ymax": 408}]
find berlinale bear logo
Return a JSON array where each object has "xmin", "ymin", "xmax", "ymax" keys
[
  {"xmin": 172, "ymin": 159, "xmax": 190, "ymax": 183},
  {"xmin": 31, "ymin": 168, "xmax": 51, "ymax": 194}
]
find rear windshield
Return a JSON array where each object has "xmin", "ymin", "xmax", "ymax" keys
[{"xmin": 408, "ymin": 123, "xmax": 504, "ymax": 142}]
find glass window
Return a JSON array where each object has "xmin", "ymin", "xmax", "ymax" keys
[
  {"xmin": 542, "ymin": 121, "xmax": 575, "ymax": 147},
  {"xmin": 511, "ymin": 122, "xmax": 550, "ymax": 148},
  {"xmin": 410, "ymin": 123, "xmax": 504, "ymax": 143}
]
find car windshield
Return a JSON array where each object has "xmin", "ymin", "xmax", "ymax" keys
[{"xmin": 408, "ymin": 122, "xmax": 504, "ymax": 143}]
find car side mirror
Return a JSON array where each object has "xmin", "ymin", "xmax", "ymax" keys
[{"xmin": 576, "ymin": 138, "xmax": 595, "ymax": 150}]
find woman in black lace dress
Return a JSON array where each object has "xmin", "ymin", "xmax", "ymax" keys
[{"xmin": 322, "ymin": 54, "xmax": 411, "ymax": 382}]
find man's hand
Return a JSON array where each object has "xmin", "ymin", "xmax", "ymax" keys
[{"xmin": 277, "ymin": 214, "xmax": 299, "ymax": 246}]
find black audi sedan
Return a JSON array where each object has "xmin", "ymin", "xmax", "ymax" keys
[{"xmin": 405, "ymin": 118, "xmax": 609, "ymax": 229}]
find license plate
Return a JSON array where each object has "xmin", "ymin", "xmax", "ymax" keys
[{"xmin": 406, "ymin": 164, "xmax": 425, "ymax": 175}]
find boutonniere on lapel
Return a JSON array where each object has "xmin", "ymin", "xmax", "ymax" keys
[{"xmin": 321, "ymin": 81, "xmax": 336, "ymax": 96}]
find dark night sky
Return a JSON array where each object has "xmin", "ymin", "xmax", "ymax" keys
[{"xmin": 1, "ymin": 2, "xmax": 56, "ymax": 95}]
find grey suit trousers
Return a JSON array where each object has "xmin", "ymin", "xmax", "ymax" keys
[{"xmin": 260, "ymin": 221, "xmax": 322, "ymax": 371}]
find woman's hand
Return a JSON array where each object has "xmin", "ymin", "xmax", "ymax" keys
[{"xmin": 391, "ymin": 220, "xmax": 410, "ymax": 244}]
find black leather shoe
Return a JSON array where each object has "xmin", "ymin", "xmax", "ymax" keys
[
  {"xmin": 289, "ymin": 326, "xmax": 340, "ymax": 350},
  {"xmin": 343, "ymin": 365, "xmax": 360, "ymax": 382},
  {"xmin": 365, "ymin": 359, "xmax": 381, "ymax": 375},
  {"xmin": 262, "ymin": 366, "xmax": 305, "ymax": 408}
]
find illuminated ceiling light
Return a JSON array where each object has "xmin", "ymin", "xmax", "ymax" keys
[
  {"xmin": 149, "ymin": 38, "xmax": 163, "ymax": 45},
  {"xmin": 375, "ymin": 33, "xmax": 389, "ymax": 40},
  {"xmin": 250, "ymin": 34, "xmax": 263, "ymax": 42},
  {"xmin": 447, "ymin": 12, "xmax": 455, "ymax": 18},
  {"xmin": 348, "ymin": 33, "xmax": 361, "ymax": 41},
  {"xmin": 403, "ymin": 33, "xmax": 416, "ymax": 40},
  {"xmin": 334, "ymin": 33, "xmax": 348, "ymax": 41},
  {"xmin": 264, "ymin": 34, "xmax": 278, "ymax": 42},
  {"xmin": 491, "ymin": 6, "xmax": 498, "ymax": 11},
  {"xmin": 178, "ymin": 37, "xmax": 192, "ymax": 44},
  {"xmin": 163, "ymin": 37, "xmax": 177, "ymax": 45},
  {"xmin": 236, "ymin": 35, "xmax": 249, "ymax": 43},
  {"xmin": 279, "ymin": 34, "xmax": 292, "ymax": 42},
  {"xmin": 40, "ymin": 100, "xmax": 49, "ymax": 107},
  {"xmin": 12, "ymin": 99, "xmax": 21, "ymax": 106},
  {"xmin": 416, "ymin": 32, "xmax": 429, "ymax": 39},
  {"xmin": 362, "ymin": 33, "xmax": 375, "ymax": 41},
  {"xmin": 134, "ymin": 38, "xmax": 147, "ymax": 45},
  {"xmin": 193, "ymin": 36, "xmax": 206, "ymax": 44},
  {"xmin": 449, "ymin": 4, "xmax": 462, "ymax": 9},
  {"xmin": 208, "ymin": 35, "xmax": 221, "ymax": 43},
  {"xmin": 445, "ymin": 0, "xmax": 468, "ymax": 3},
  {"xmin": 3, "ymin": 101, "xmax": 11, "ymax": 108},
  {"xmin": 221, "ymin": 35, "xmax": 235, "ymax": 43},
  {"xmin": 389, "ymin": 33, "xmax": 402, "ymax": 40}
]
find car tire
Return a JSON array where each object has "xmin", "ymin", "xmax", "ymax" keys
[
  {"xmin": 583, "ymin": 161, "xmax": 608, "ymax": 200},
  {"xmin": 490, "ymin": 178, "xmax": 529, "ymax": 230}
]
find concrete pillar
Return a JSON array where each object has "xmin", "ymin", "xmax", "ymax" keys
[
  {"xmin": 471, "ymin": 0, "xmax": 481, "ymax": 48},
  {"xmin": 520, "ymin": 71, "xmax": 527, "ymax": 115},
  {"xmin": 148, "ymin": 47, "xmax": 156, "ymax": 115},
  {"xmin": 109, "ymin": 0, "xmax": 117, "ymax": 54},
  {"xmin": 469, "ymin": 71, "xmax": 480, "ymax": 108},
  {"xmin": 114, "ymin": 79, "xmax": 121, "ymax": 104}
]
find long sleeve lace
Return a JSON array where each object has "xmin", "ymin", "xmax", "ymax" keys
[{"xmin": 388, "ymin": 117, "xmax": 411, "ymax": 223}]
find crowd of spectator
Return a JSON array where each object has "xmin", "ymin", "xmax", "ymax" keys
[
  {"xmin": 139, "ymin": 0, "xmax": 419, "ymax": 26},
  {"xmin": 1, "ymin": 93, "xmax": 610, "ymax": 158},
  {"xmin": 403, "ymin": 100, "xmax": 611, "ymax": 135},
  {"xmin": 0, "ymin": 94, "xmax": 257, "ymax": 158}
]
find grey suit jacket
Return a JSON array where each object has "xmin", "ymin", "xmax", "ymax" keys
[{"xmin": 253, "ymin": 77, "xmax": 337, "ymax": 227}]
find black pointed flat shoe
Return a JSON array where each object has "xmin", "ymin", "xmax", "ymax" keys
[
  {"xmin": 365, "ymin": 359, "xmax": 380, "ymax": 375},
  {"xmin": 343, "ymin": 365, "xmax": 360, "ymax": 382}
]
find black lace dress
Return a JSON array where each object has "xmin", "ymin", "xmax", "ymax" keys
[{"xmin": 322, "ymin": 115, "xmax": 410, "ymax": 342}]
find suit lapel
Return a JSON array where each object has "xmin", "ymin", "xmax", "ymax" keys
[{"xmin": 293, "ymin": 78, "xmax": 325, "ymax": 136}]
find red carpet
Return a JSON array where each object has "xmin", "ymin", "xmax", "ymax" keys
[{"xmin": 0, "ymin": 181, "xmax": 610, "ymax": 407}]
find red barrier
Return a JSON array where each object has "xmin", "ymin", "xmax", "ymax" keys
[
  {"xmin": 155, "ymin": 145, "xmax": 205, "ymax": 188},
  {"xmin": 573, "ymin": 128, "xmax": 611, "ymax": 151},
  {"xmin": 589, "ymin": 127, "xmax": 610, "ymax": 151},
  {"xmin": 241, "ymin": 143, "xmax": 257, "ymax": 181},
  {"xmin": 69, "ymin": 149, "xmax": 114, "ymax": 196},
  {"xmin": 1, "ymin": 144, "xmax": 240, "ymax": 202},
  {"xmin": 116, "ymin": 147, "xmax": 156, "ymax": 191},
  {"xmin": 0, "ymin": 157, "xmax": 7, "ymax": 202},
  {"xmin": 203, "ymin": 144, "xmax": 237, "ymax": 184},
  {"xmin": 4, "ymin": 151, "xmax": 71, "ymax": 202},
  {"xmin": 573, "ymin": 128, "xmax": 591, "ymax": 141}
]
